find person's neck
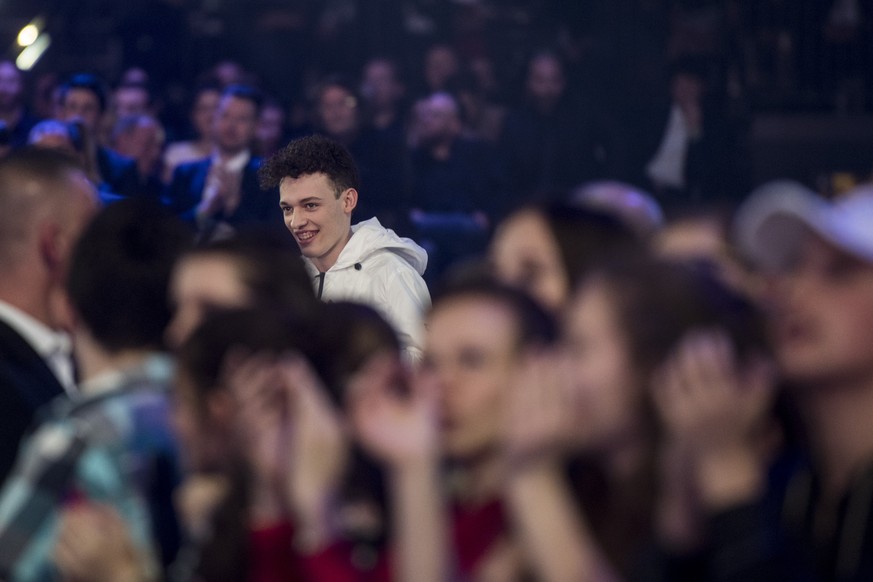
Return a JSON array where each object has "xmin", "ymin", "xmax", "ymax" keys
[
  {"xmin": 798, "ymin": 375, "xmax": 873, "ymax": 499},
  {"xmin": 74, "ymin": 328, "xmax": 154, "ymax": 389},
  {"xmin": 0, "ymin": 267, "xmax": 57, "ymax": 329}
]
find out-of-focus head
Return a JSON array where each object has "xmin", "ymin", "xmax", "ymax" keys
[
  {"xmin": 191, "ymin": 82, "xmax": 222, "ymax": 141},
  {"xmin": 526, "ymin": 51, "xmax": 566, "ymax": 113},
  {"xmin": 0, "ymin": 147, "xmax": 97, "ymax": 285},
  {"xmin": 490, "ymin": 203, "xmax": 641, "ymax": 313},
  {"xmin": 565, "ymin": 255, "xmax": 766, "ymax": 453},
  {"xmin": 735, "ymin": 181, "xmax": 873, "ymax": 387},
  {"xmin": 166, "ymin": 229, "xmax": 315, "ymax": 349},
  {"xmin": 174, "ymin": 308, "xmax": 316, "ymax": 471},
  {"xmin": 424, "ymin": 44, "xmax": 459, "ymax": 93},
  {"xmin": 669, "ymin": 56, "xmax": 709, "ymax": 106},
  {"xmin": 27, "ymin": 119, "xmax": 85, "ymax": 159},
  {"xmin": 361, "ymin": 58, "xmax": 405, "ymax": 110},
  {"xmin": 212, "ymin": 84, "xmax": 261, "ymax": 156},
  {"xmin": 211, "ymin": 60, "xmax": 247, "ymax": 87},
  {"xmin": 416, "ymin": 92, "xmax": 462, "ymax": 146},
  {"xmin": 67, "ymin": 198, "xmax": 190, "ymax": 352},
  {"xmin": 315, "ymin": 76, "xmax": 360, "ymax": 141},
  {"xmin": 58, "ymin": 73, "xmax": 108, "ymax": 135},
  {"xmin": 110, "ymin": 115, "xmax": 164, "ymax": 176},
  {"xmin": 571, "ymin": 181, "xmax": 664, "ymax": 239},
  {"xmin": 255, "ymin": 97, "xmax": 286, "ymax": 157},
  {"xmin": 0, "ymin": 60, "xmax": 24, "ymax": 110},
  {"xmin": 423, "ymin": 279, "xmax": 557, "ymax": 459},
  {"xmin": 113, "ymin": 82, "xmax": 152, "ymax": 118}
]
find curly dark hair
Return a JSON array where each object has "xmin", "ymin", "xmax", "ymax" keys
[{"xmin": 258, "ymin": 134, "xmax": 360, "ymax": 197}]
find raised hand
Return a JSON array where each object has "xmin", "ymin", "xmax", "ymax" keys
[
  {"xmin": 347, "ymin": 351, "xmax": 439, "ymax": 467},
  {"xmin": 652, "ymin": 329, "xmax": 777, "ymax": 509}
]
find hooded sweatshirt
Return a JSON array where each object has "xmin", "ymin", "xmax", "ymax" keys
[{"xmin": 303, "ymin": 217, "xmax": 430, "ymax": 363}]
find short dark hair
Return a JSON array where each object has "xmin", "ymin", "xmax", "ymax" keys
[
  {"xmin": 67, "ymin": 199, "xmax": 192, "ymax": 352},
  {"xmin": 258, "ymin": 134, "xmax": 360, "ymax": 195},
  {"xmin": 222, "ymin": 84, "xmax": 263, "ymax": 115},
  {"xmin": 59, "ymin": 73, "xmax": 108, "ymax": 112},
  {"xmin": 431, "ymin": 277, "xmax": 559, "ymax": 350}
]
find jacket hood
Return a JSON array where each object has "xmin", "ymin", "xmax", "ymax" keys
[{"xmin": 331, "ymin": 217, "xmax": 428, "ymax": 275}]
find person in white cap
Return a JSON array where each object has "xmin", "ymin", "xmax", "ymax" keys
[{"xmin": 653, "ymin": 180, "xmax": 873, "ymax": 580}]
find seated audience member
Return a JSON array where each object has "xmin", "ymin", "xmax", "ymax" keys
[
  {"xmin": 419, "ymin": 43, "xmax": 460, "ymax": 97},
  {"xmin": 638, "ymin": 57, "xmax": 749, "ymax": 210},
  {"xmin": 313, "ymin": 75, "xmax": 408, "ymax": 229},
  {"xmin": 490, "ymin": 202, "xmax": 642, "ymax": 313},
  {"xmin": 0, "ymin": 148, "xmax": 98, "ymax": 484},
  {"xmin": 498, "ymin": 51, "xmax": 610, "ymax": 210},
  {"xmin": 649, "ymin": 181, "xmax": 873, "ymax": 580},
  {"xmin": 0, "ymin": 60, "xmax": 39, "ymax": 149},
  {"xmin": 162, "ymin": 82, "xmax": 221, "ymax": 182},
  {"xmin": 408, "ymin": 91, "xmax": 501, "ymax": 279},
  {"xmin": 0, "ymin": 199, "xmax": 190, "ymax": 581},
  {"xmin": 262, "ymin": 134, "xmax": 430, "ymax": 363},
  {"xmin": 166, "ymin": 85, "xmax": 278, "ymax": 241},
  {"xmin": 501, "ymin": 254, "xmax": 771, "ymax": 581},
  {"xmin": 57, "ymin": 73, "xmax": 141, "ymax": 198},
  {"xmin": 109, "ymin": 114, "xmax": 166, "ymax": 198},
  {"xmin": 253, "ymin": 96, "xmax": 287, "ymax": 159}
]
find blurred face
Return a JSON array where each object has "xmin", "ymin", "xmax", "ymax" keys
[
  {"xmin": 256, "ymin": 104, "xmax": 285, "ymax": 153},
  {"xmin": 114, "ymin": 86, "xmax": 150, "ymax": 118},
  {"xmin": 166, "ymin": 255, "xmax": 252, "ymax": 349},
  {"xmin": 417, "ymin": 94, "xmax": 460, "ymax": 144},
  {"xmin": 192, "ymin": 89, "xmax": 220, "ymax": 140},
  {"xmin": 317, "ymin": 85, "xmax": 358, "ymax": 139},
  {"xmin": 563, "ymin": 278, "xmax": 641, "ymax": 453},
  {"xmin": 491, "ymin": 210, "xmax": 568, "ymax": 312},
  {"xmin": 213, "ymin": 95, "xmax": 257, "ymax": 156},
  {"xmin": 527, "ymin": 56, "xmax": 565, "ymax": 112},
  {"xmin": 671, "ymin": 73, "xmax": 705, "ymax": 106},
  {"xmin": 113, "ymin": 122, "xmax": 163, "ymax": 176},
  {"xmin": 60, "ymin": 88, "xmax": 102, "ymax": 134},
  {"xmin": 424, "ymin": 46, "xmax": 458, "ymax": 91},
  {"xmin": 423, "ymin": 297, "xmax": 519, "ymax": 459},
  {"xmin": 279, "ymin": 172, "xmax": 356, "ymax": 273},
  {"xmin": 0, "ymin": 62, "xmax": 23, "ymax": 110},
  {"xmin": 768, "ymin": 235, "xmax": 873, "ymax": 387},
  {"xmin": 361, "ymin": 61, "xmax": 402, "ymax": 109}
]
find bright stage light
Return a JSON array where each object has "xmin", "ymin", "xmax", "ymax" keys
[
  {"xmin": 17, "ymin": 24, "xmax": 39, "ymax": 47},
  {"xmin": 16, "ymin": 33, "xmax": 50, "ymax": 71}
]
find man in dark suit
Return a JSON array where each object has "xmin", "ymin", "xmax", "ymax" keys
[
  {"xmin": 165, "ymin": 85, "xmax": 280, "ymax": 240},
  {"xmin": 57, "ymin": 73, "xmax": 141, "ymax": 199},
  {"xmin": 0, "ymin": 148, "xmax": 98, "ymax": 483}
]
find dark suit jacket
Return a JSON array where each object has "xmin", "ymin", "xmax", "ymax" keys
[
  {"xmin": 0, "ymin": 319, "xmax": 66, "ymax": 483},
  {"xmin": 164, "ymin": 156, "xmax": 282, "ymax": 232},
  {"xmin": 97, "ymin": 146, "xmax": 141, "ymax": 198}
]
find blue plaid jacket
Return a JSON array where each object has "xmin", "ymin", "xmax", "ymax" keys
[{"xmin": 0, "ymin": 354, "xmax": 180, "ymax": 581}]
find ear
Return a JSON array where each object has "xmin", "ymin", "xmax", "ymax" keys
[
  {"xmin": 342, "ymin": 188, "xmax": 358, "ymax": 214},
  {"xmin": 38, "ymin": 222, "xmax": 64, "ymax": 275}
]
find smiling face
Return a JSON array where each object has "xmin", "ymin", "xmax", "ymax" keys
[
  {"xmin": 768, "ymin": 234, "xmax": 873, "ymax": 387},
  {"xmin": 279, "ymin": 172, "xmax": 357, "ymax": 272}
]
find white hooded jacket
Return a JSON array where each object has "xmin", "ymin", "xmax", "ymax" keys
[{"xmin": 302, "ymin": 217, "xmax": 431, "ymax": 362}]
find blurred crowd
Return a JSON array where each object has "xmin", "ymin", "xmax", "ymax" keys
[{"xmin": 1, "ymin": 6, "xmax": 873, "ymax": 581}]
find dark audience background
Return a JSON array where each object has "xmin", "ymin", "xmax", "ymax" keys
[{"xmin": 3, "ymin": 0, "xmax": 873, "ymax": 200}]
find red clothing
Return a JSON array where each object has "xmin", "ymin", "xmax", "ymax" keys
[
  {"xmin": 248, "ymin": 521, "xmax": 391, "ymax": 582},
  {"xmin": 451, "ymin": 498, "xmax": 507, "ymax": 577}
]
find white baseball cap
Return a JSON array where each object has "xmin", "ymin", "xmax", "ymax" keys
[{"xmin": 734, "ymin": 180, "xmax": 873, "ymax": 270}]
